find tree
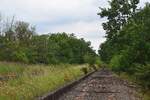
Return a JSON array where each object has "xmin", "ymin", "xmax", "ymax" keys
[
  {"xmin": 99, "ymin": 2, "xmax": 150, "ymax": 93},
  {"xmin": 98, "ymin": 0, "xmax": 139, "ymax": 40},
  {"xmin": 14, "ymin": 21, "xmax": 35, "ymax": 45},
  {"xmin": 0, "ymin": 15, "xmax": 96, "ymax": 64}
]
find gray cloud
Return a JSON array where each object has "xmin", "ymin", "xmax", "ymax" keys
[{"xmin": 0, "ymin": 0, "xmax": 149, "ymax": 51}]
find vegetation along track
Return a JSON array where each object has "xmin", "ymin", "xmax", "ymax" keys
[{"xmin": 40, "ymin": 69, "xmax": 141, "ymax": 100}]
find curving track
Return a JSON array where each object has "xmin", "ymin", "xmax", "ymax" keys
[{"xmin": 57, "ymin": 69, "xmax": 141, "ymax": 100}]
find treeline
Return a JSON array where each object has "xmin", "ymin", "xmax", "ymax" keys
[
  {"xmin": 0, "ymin": 19, "xmax": 96, "ymax": 64},
  {"xmin": 98, "ymin": 0, "xmax": 150, "ymax": 92}
]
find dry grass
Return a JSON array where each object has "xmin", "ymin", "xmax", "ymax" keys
[{"xmin": 0, "ymin": 62, "xmax": 86, "ymax": 100}]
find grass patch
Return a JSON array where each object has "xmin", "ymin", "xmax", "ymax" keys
[
  {"xmin": 0, "ymin": 62, "xmax": 86, "ymax": 100},
  {"xmin": 0, "ymin": 62, "xmax": 25, "ymax": 74},
  {"xmin": 119, "ymin": 72, "xmax": 150, "ymax": 100}
]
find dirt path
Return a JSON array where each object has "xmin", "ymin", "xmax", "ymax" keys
[{"xmin": 57, "ymin": 69, "xmax": 141, "ymax": 100}]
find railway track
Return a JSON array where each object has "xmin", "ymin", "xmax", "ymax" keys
[{"xmin": 39, "ymin": 68, "xmax": 141, "ymax": 100}]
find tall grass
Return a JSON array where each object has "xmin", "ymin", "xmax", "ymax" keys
[
  {"xmin": 119, "ymin": 72, "xmax": 150, "ymax": 100},
  {"xmin": 0, "ymin": 62, "xmax": 86, "ymax": 100}
]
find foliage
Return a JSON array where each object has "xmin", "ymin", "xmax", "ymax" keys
[
  {"xmin": 81, "ymin": 67, "xmax": 88, "ymax": 75},
  {"xmin": 0, "ymin": 19, "xmax": 96, "ymax": 64},
  {"xmin": 83, "ymin": 53, "xmax": 96, "ymax": 65},
  {"xmin": 98, "ymin": 0, "xmax": 139, "ymax": 39},
  {"xmin": 98, "ymin": 0, "xmax": 150, "ymax": 94},
  {"xmin": 134, "ymin": 64, "xmax": 150, "ymax": 91}
]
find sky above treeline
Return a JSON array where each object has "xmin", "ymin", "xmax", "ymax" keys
[{"xmin": 0, "ymin": 0, "xmax": 149, "ymax": 51}]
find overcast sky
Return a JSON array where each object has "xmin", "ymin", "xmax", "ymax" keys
[{"xmin": 0, "ymin": 0, "xmax": 149, "ymax": 51}]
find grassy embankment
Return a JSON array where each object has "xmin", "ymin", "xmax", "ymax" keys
[
  {"xmin": 119, "ymin": 73, "xmax": 150, "ymax": 100},
  {"xmin": 0, "ymin": 62, "xmax": 87, "ymax": 100}
]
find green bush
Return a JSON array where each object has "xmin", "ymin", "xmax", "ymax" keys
[
  {"xmin": 13, "ymin": 51, "xmax": 29, "ymax": 63},
  {"xmin": 134, "ymin": 64, "xmax": 150, "ymax": 91},
  {"xmin": 109, "ymin": 55, "xmax": 122, "ymax": 73},
  {"xmin": 83, "ymin": 54, "xmax": 96, "ymax": 65},
  {"xmin": 81, "ymin": 67, "xmax": 88, "ymax": 75}
]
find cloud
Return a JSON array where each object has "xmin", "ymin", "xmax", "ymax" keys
[
  {"xmin": 0, "ymin": 0, "xmax": 100, "ymax": 23},
  {"xmin": 0, "ymin": 0, "xmax": 149, "ymax": 51},
  {"xmin": 139, "ymin": 0, "xmax": 150, "ymax": 7},
  {"xmin": 0, "ymin": 0, "xmax": 107, "ymax": 51},
  {"xmin": 37, "ymin": 19, "xmax": 106, "ymax": 51},
  {"xmin": 45, "ymin": 20, "xmax": 106, "ymax": 51}
]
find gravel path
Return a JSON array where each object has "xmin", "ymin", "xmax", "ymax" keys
[{"xmin": 57, "ymin": 69, "xmax": 141, "ymax": 100}]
